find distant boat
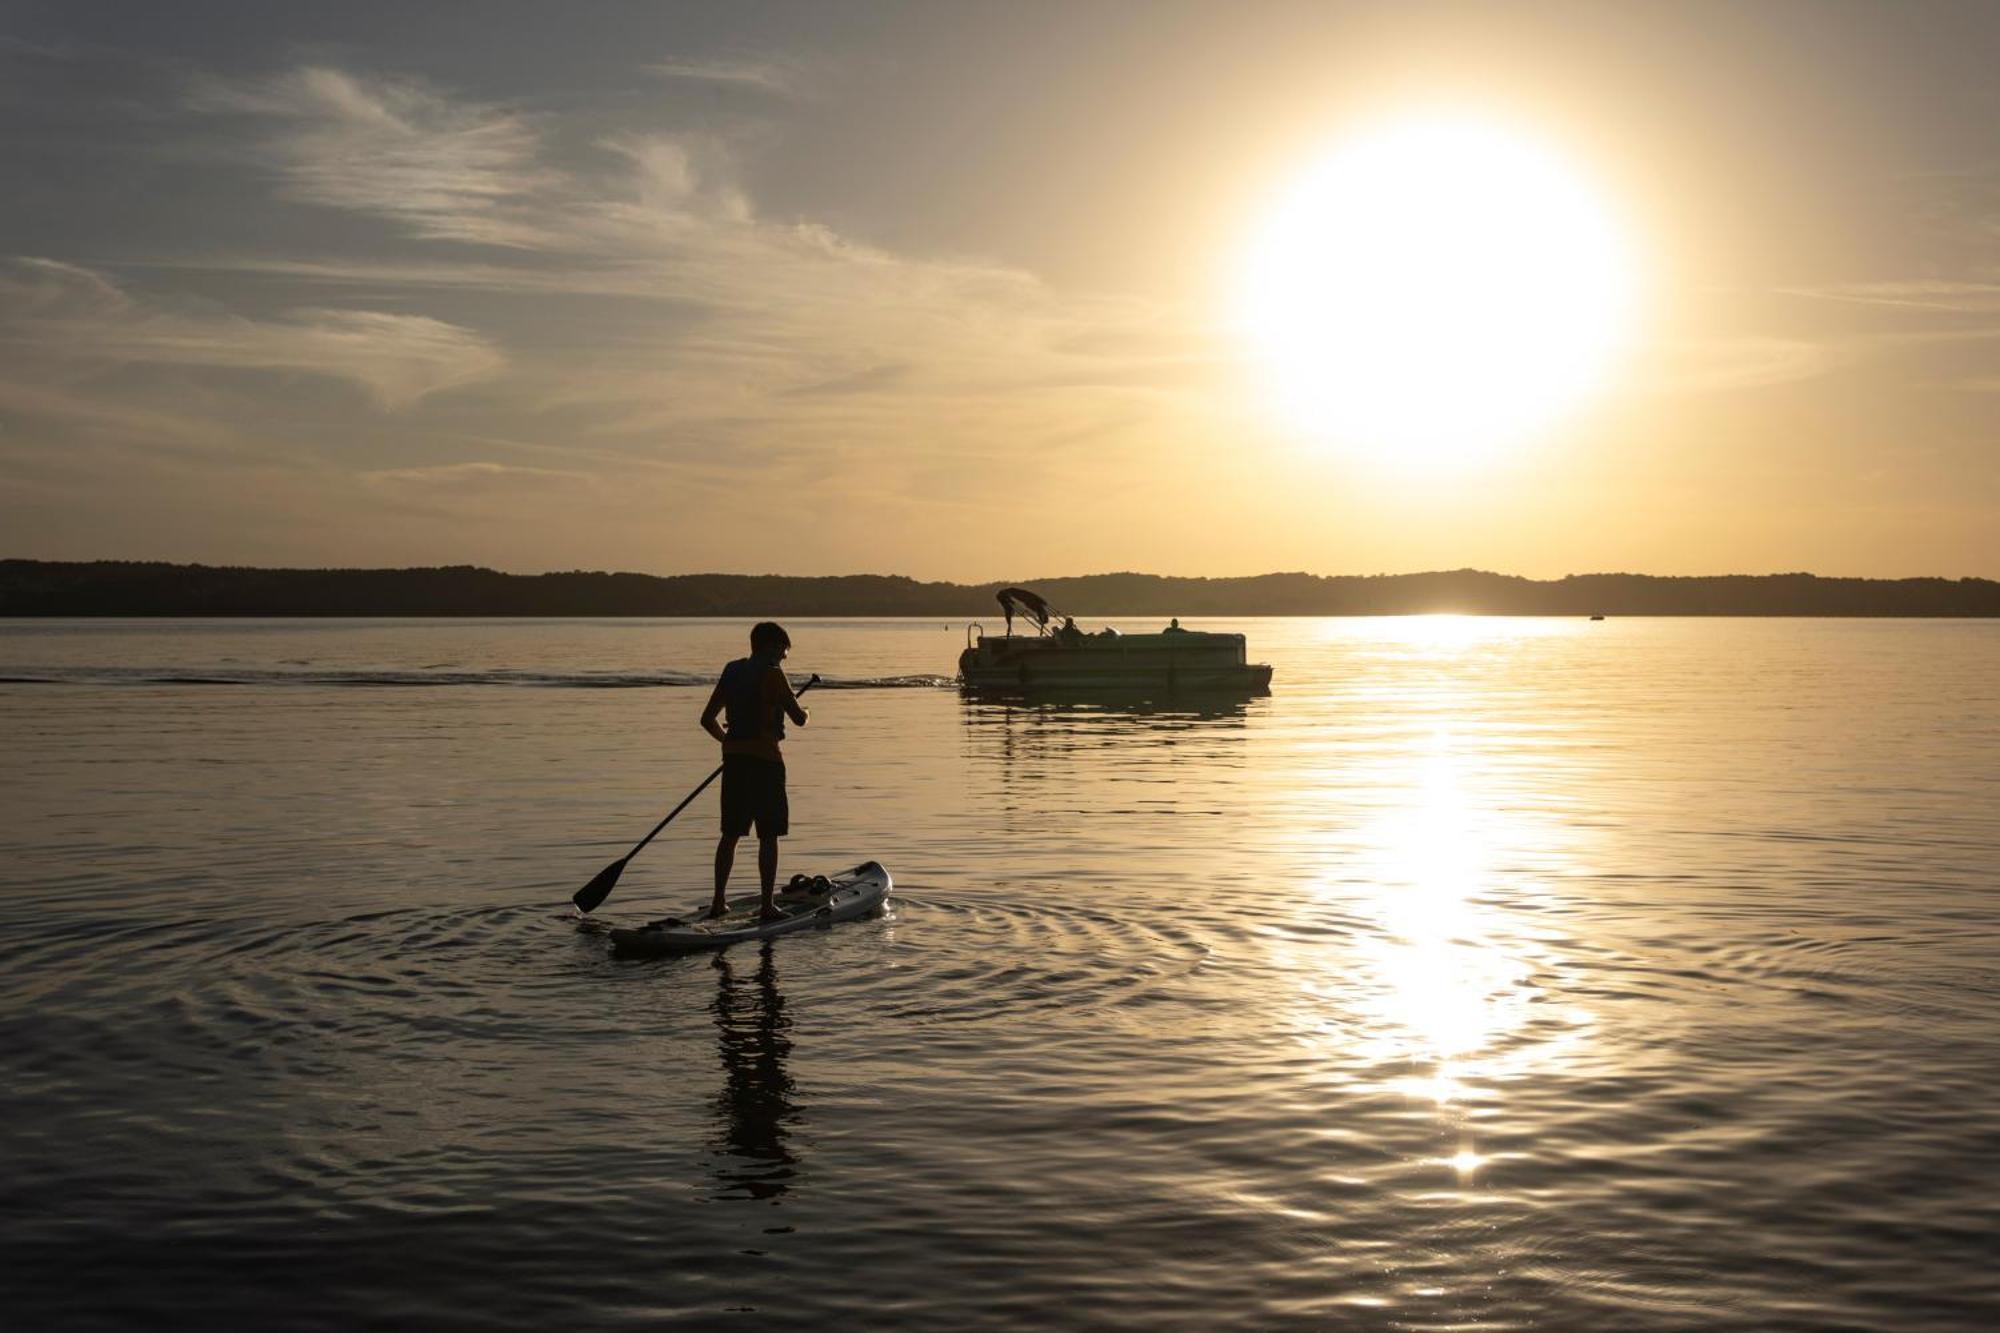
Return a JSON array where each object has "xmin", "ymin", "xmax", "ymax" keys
[
  {"xmin": 958, "ymin": 587, "xmax": 1273, "ymax": 693},
  {"xmin": 1590, "ymin": 614, "xmax": 1606, "ymax": 621}
]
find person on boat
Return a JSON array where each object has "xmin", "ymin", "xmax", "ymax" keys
[
  {"xmin": 1056, "ymin": 616, "xmax": 1086, "ymax": 647},
  {"xmin": 700, "ymin": 622, "xmax": 809, "ymax": 922},
  {"xmin": 1163, "ymin": 618, "xmax": 1188, "ymax": 633}
]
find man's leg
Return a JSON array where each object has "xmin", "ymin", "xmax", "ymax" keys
[
  {"xmin": 711, "ymin": 836, "xmax": 738, "ymax": 917},
  {"xmin": 757, "ymin": 836, "xmax": 780, "ymax": 917}
]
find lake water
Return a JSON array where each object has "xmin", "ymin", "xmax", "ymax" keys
[{"xmin": 2, "ymin": 616, "xmax": 1997, "ymax": 1330}]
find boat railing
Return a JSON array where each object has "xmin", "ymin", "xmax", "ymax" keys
[{"xmin": 967, "ymin": 621, "xmax": 984, "ymax": 649}]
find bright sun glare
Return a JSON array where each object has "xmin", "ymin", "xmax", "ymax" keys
[{"xmin": 1237, "ymin": 114, "xmax": 1641, "ymax": 465}]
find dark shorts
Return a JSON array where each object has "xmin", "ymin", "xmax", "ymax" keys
[{"xmin": 721, "ymin": 755, "xmax": 788, "ymax": 839}]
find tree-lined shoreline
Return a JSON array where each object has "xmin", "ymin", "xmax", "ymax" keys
[{"xmin": 3, "ymin": 559, "xmax": 1996, "ymax": 617}]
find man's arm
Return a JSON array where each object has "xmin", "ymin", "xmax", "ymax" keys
[
  {"xmin": 775, "ymin": 671, "xmax": 808, "ymax": 727},
  {"xmin": 700, "ymin": 680, "xmax": 728, "ymax": 744}
]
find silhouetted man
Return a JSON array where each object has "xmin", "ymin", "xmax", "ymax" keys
[
  {"xmin": 1056, "ymin": 616, "xmax": 1086, "ymax": 647},
  {"xmin": 701, "ymin": 622, "xmax": 809, "ymax": 921}
]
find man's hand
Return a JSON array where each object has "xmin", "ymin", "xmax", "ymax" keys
[{"xmin": 700, "ymin": 679, "xmax": 728, "ymax": 743}]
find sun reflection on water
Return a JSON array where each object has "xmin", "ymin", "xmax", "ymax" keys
[
  {"xmin": 1340, "ymin": 611, "xmax": 1583, "ymax": 652},
  {"xmin": 1290, "ymin": 623, "xmax": 1598, "ymax": 1182},
  {"xmin": 1355, "ymin": 736, "xmax": 1542, "ymax": 1087}
]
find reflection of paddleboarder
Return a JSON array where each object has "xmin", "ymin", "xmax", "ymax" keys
[
  {"xmin": 701, "ymin": 622, "xmax": 809, "ymax": 922},
  {"xmin": 710, "ymin": 941, "xmax": 798, "ymax": 1202}
]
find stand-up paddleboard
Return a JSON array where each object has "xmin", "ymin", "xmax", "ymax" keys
[{"xmin": 608, "ymin": 861, "xmax": 891, "ymax": 957}]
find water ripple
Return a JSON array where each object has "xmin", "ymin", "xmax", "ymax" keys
[{"xmin": 4, "ymin": 617, "xmax": 1998, "ymax": 1330}]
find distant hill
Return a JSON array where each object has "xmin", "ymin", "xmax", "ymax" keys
[{"xmin": 2, "ymin": 559, "xmax": 1997, "ymax": 617}]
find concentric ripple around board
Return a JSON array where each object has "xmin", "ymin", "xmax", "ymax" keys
[{"xmin": 800, "ymin": 892, "xmax": 1213, "ymax": 1026}]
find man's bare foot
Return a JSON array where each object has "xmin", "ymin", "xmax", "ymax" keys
[
  {"xmin": 706, "ymin": 900, "xmax": 730, "ymax": 919},
  {"xmin": 759, "ymin": 904, "xmax": 787, "ymax": 923}
]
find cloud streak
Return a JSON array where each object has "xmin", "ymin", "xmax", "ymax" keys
[
  {"xmin": 0, "ymin": 257, "xmax": 504, "ymax": 408},
  {"xmin": 3, "ymin": 60, "xmax": 1222, "ymax": 573},
  {"xmin": 1644, "ymin": 335, "xmax": 1852, "ymax": 396},
  {"xmin": 190, "ymin": 67, "xmax": 557, "ymax": 248},
  {"xmin": 1783, "ymin": 280, "xmax": 2000, "ymax": 314},
  {"xmin": 645, "ymin": 57, "xmax": 799, "ymax": 97},
  {"xmin": 164, "ymin": 66, "xmax": 1212, "ymax": 490}
]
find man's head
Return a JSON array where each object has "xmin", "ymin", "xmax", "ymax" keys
[{"xmin": 750, "ymin": 621, "xmax": 791, "ymax": 659}]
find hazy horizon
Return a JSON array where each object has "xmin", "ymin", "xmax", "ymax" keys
[
  {"xmin": 4, "ymin": 1, "xmax": 1997, "ymax": 581},
  {"xmin": 7, "ymin": 554, "xmax": 1999, "ymax": 584}
]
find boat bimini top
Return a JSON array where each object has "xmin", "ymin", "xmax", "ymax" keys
[{"xmin": 995, "ymin": 586, "xmax": 1057, "ymax": 637}]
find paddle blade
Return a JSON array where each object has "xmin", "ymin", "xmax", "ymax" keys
[{"xmin": 573, "ymin": 857, "xmax": 628, "ymax": 914}]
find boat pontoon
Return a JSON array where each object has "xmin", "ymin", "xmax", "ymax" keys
[{"xmin": 958, "ymin": 587, "xmax": 1273, "ymax": 693}]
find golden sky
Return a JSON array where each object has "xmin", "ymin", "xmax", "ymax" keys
[{"xmin": 2, "ymin": 2, "xmax": 1996, "ymax": 579}]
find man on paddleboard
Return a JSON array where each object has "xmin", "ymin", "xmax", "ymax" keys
[{"xmin": 701, "ymin": 622, "xmax": 810, "ymax": 922}]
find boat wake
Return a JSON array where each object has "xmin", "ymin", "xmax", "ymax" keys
[{"xmin": 0, "ymin": 667, "xmax": 958, "ymax": 690}]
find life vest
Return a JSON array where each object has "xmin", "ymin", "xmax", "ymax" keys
[{"xmin": 719, "ymin": 655, "xmax": 785, "ymax": 744}]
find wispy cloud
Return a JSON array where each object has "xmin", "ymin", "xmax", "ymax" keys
[
  {"xmin": 0, "ymin": 257, "xmax": 504, "ymax": 408},
  {"xmin": 358, "ymin": 461, "xmax": 597, "ymax": 519},
  {"xmin": 1783, "ymin": 280, "xmax": 2000, "ymax": 314},
  {"xmin": 644, "ymin": 57, "xmax": 799, "ymax": 97},
  {"xmin": 189, "ymin": 67, "xmax": 557, "ymax": 248},
  {"xmin": 11, "ymin": 61, "xmax": 1249, "ymax": 568},
  {"xmin": 1764, "ymin": 276, "xmax": 2000, "ymax": 394},
  {"xmin": 156, "ymin": 67, "xmax": 1211, "ymax": 495},
  {"xmin": 362, "ymin": 460, "xmax": 591, "ymax": 491},
  {"xmin": 1645, "ymin": 335, "xmax": 1852, "ymax": 395},
  {"xmin": 0, "ymin": 376, "xmax": 245, "ymax": 456}
]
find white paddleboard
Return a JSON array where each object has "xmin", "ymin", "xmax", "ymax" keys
[{"xmin": 608, "ymin": 861, "xmax": 891, "ymax": 957}]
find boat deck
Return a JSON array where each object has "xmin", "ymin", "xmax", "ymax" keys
[{"xmin": 958, "ymin": 630, "xmax": 1272, "ymax": 692}]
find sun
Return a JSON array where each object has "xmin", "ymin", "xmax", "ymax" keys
[{"xmin": 1235, "ymin": 113, "xmax": 1641, "ymax": 466}]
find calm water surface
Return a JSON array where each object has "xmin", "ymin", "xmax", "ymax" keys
[{"xmin": 3, "ymin": 617, "xmax": 1997, "ymax": 1330}]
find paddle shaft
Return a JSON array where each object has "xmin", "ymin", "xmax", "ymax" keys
[{"xmin": 619, "ymin": 673, "xmax": 820, "ymax": 864}]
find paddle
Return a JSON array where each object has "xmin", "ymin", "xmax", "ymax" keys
[{"xmin": 572, "ymin": 673, "xmax": 820, "ymax": 914}]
